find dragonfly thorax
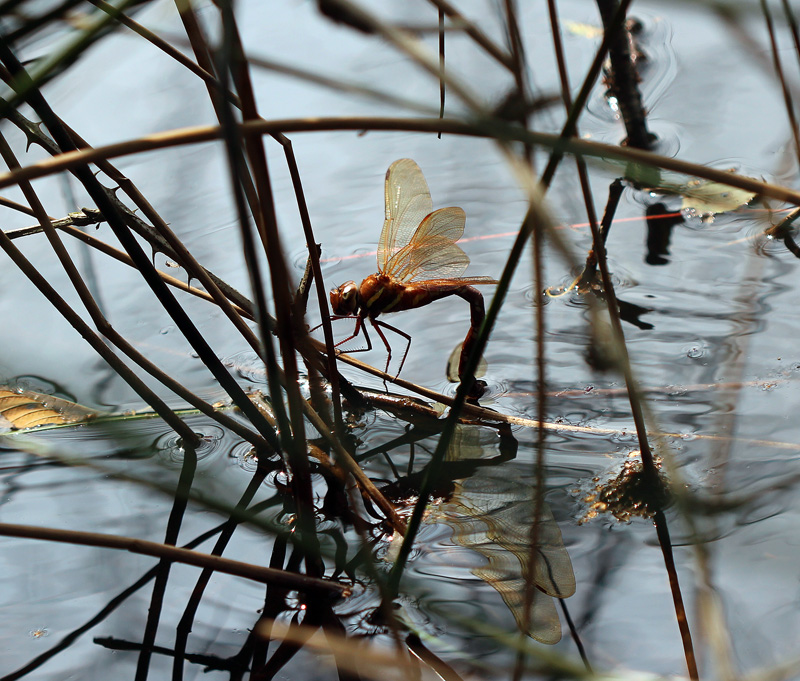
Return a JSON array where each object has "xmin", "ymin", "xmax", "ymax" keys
[{"xmin": 331, "ymin": 273, "xmax": 409, "ymax": 319}]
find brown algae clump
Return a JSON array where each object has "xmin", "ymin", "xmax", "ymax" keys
[{"xmin": 581, "ymin": 451, "xmax": 669, "ymax": 523}]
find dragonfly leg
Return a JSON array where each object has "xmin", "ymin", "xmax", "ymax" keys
[
  {"xmin": 328, "ymin": 315, "xmax": 372, "ymax": 353},
  {"xmin": 371, "ymin": 319, "xmax": 412, "ymax": 383}
]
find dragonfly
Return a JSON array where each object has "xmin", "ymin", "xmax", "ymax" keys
[{"xmin": 329, "ymin": 158, "xmax": 497, "ymax": 386}]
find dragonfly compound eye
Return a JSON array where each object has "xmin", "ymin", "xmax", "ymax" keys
[{"xmin": 330, "ymin": 281, "xmax": 359, "ymax": 315}]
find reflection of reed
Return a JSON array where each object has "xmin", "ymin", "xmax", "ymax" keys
[{"xmin": 432, "ymin": 468, "xmax": 575, "ymax": 644}]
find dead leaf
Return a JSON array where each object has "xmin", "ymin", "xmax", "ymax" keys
[
  {"xmin": 642, "ymin": 171, "xmax": 757, "ymax": 218},
  {"xmin": 680, "ymin": 178, "xmax": 756, "ymax": 216},
  {"xmin": 0, "ymin": 388, "xmax": 97, "ymax": 430}
]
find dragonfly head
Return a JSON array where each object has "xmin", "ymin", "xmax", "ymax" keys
[{"xmin": 330, "ymin": 281, "xmax": 360, "ymax": 315}]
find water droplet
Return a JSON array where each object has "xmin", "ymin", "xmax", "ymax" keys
[{"xmin": 685, "ymin": 342, "xmax": 707, "ymax": 359}]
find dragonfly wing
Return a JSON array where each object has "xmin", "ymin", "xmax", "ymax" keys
[
  {"xmin": 408, "ymin": 205, "xmax": 466, "ymax": 243},
  {"xmin": 410, "ymin": 276, "xmax": 499, "ymax": 291},
  {"xmin": 460, "ymin": 276, "xmax": 498, "ymax": 285},
  {"xmin": 378, "ymin": 159, "xmax": 433, "ymax": 272},
  {"xmin": 388, "ymin": 240, "xmax": 469, "ymax": 282},
  {"xmin": 385, "ymin": 207, "xmax": 469, "ymax": 282}
]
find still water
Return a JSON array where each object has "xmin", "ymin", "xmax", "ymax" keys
[{"xmin": 1, "ymin": 1, "xmax": 800, "ymax": 679}]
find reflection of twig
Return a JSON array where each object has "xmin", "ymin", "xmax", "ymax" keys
[
  {"xmin": 653, "ymin": 511, "xmax": 697, "ymax": 678},
  {"xmin": 688, "ymin": 469, "xmax": 800, "ymax": 516},
  {"xmin": 597, "ymin": 1, "xmax": 655, "ymax": 149},
  {"xmin": 406, "ymin": 633, "xmax": 465, "ymax": 681},
  {"xmin": 1, "ymin": 519, "xmax": 238, "ymax": 681},
  {"xmin": 95, "ymin": 637, "xmax": 247, "ymax": 673},
  {"xmin": 781, "ymin": 234, "xmax": 800, "ymax": 258},
  {"xmin": 173, "ymin": 464, "xmax": 272, "ymax": 675},
  {"xmin": 578, "ymin": 179, "xmax": 624, "ymax": 289},
  {"xmin": 255, "ymin": 610, "xmax": 316, "ymax": 679},
  {"xmin": 558, "ymin": 600, "xmax": 592, "ymax": 672}
]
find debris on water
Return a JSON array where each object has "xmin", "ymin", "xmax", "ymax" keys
[{"xmin": 580, "ymin": 451, "xmax": 669, "ymax": 523}]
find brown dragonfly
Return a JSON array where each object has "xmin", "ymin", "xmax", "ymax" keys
[{"xmin": 330, "ymin": 158, "xmax": 497, "ymax": 383}]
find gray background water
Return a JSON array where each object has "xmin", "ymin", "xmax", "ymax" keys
[{"xmin": 1, "ymin": 1, "xmax": 799, "ymax": 679}]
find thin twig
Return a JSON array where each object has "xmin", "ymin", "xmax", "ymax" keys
[
  {"xmin": 85, "ymin": 0, "xmax": 237, "ymax": 105},
  {"xmin": 218, "ymin": 6, "xmax": 322, "ymax": 578},
  {"xmin": 173, "ymin": 463, "xmax": 272, "ymax": 674},
  {"xmin": 271, "ymin": 134, "xmax": 344, "ymax": 427},
  {"xmin": 2, "ymin": 116, "xmax": 797, "ymax": 204},
  {"xmin": 426, "ymin": 0, "xmax": 515, "ymax": 70},
  {"xmin": 0, "ymin": 523, "xmax": 345, "ymax": 593},
  {"xmin": 438, "ymin": 7, "xmax": 445, "ymax": 139},
  {"xmin": 762, "ymin": 0, "xmax": 800, "ymax": 169}
]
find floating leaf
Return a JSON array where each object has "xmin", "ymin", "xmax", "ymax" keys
[
  {"xmin": 644, "ymin": 171, "xmax": 757, "ymax": 217},
  {"xmin": 0, "ymin": 388, "xmax": 97, "ymax": 430},
  {"xmin": 0, "ymin": 386, "xmax": 275, "ymax": 434},
  {"xmin": 679, "ymin": 178, "xmax": 756, "ymax": 216}
]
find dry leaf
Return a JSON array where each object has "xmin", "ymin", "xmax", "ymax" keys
[
  {"xmin": 0, "ymin": 388, "xmax": 97, "ymax": 430},
  {"xmin": 680, "ymin": 178, "xmax": 755, "ymax": 216},
  {"xmin": 643, "ymin": 171, "xmax": 757, "ymax": 218}
]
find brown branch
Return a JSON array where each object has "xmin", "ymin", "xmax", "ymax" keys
[
  {"xmin": 0, "ymin": 116, "xmax": 798, "ymax": 205},
  {"xmin": 426, "ymin": 0, "xmax": 515, "ymax": 70},
  {"xmin": 0, "ymin": 523, "xmax": 346, "ymax": 594}
]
